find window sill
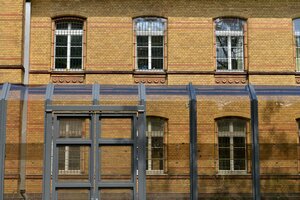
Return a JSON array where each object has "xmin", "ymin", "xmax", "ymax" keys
[
  {"xmin": 146, "ymin": 170, "xmax": 166, "ymax": 175},
  {"xmin": 217, "ymin": 170, "xmax": 248, "ymax": 176}
]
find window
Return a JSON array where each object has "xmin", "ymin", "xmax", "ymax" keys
[
  {"xmin": 134, "ymin": 18, "xmax": 166, "ymax": 71},
  {"xmin": 58, "ymin": 119, "xmax": 83, "ymax": 175},
  {"xmin": 54, "ymin": 20, "xmax": 84, "ymax": 71},
  {"xmin": 215, "ymin": 18, "xmax": 245, "ymax": 72},
  {"xmin": 217, "ymin": 118, "xmax": 247, "ymax": 173},
  {"xmin": 294, "ymin": 19, "xmax": 300, "ymax": 71},
  {"xmin": 146, "ymin": 117, "xmax": 166, "ymax": 174}
]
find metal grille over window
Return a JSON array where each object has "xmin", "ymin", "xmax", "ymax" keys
[
  {"xmin": 146, "ymin": 117, "xmax": 165, "ymax": 174},
  {"xmin": 215, "ymin": 18, "xmax": 245, "ymax": 72},
  {"xmin": 217, "ymin": 118, "xmax": 247, "ymax": 174},
  {"xmin": 58, "ymin": 118, "xmax": 83, "ymax": 175},
  {"xmin": 54, "ymin": 20, "xmax": 83, "ymax": 71},
  {"xmin": 294, "ymin": 19, "xmax": 300, "ymax": 71},
  {"xmin": 135, "ymin": 18, "xmax": 166, "ymax": 71}
]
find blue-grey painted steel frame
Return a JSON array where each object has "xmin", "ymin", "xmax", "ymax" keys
[
  {"xmin": 0, "ymin": 83, "xmax": 11, "ymax": 200},
  {"xmin": 43, "ymin": 83, "xmax": 54, "ymax": 200},
  {"xmin": 247, "ymin": 84, "xmax": 261, "ymax": 200},
  {"xmin": 188, "ymin": 83, "xmax": 198, "ymax": 200},
  {"xmin": 138, "ymin": 84, "xmax": 146, "ymax": 200}
]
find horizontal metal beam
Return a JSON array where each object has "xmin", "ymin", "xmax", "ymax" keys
[
  {"xmin": 56, "ymin": 139, "xmax": 92, "ymax": 145},
  {"xmin": 56, "ymin": 182, "xmax": 92, "ymax": 188},
  {"xmin": 98, "ymin": 139, "xmax": 134, "ymax": 145},
  {"xmin": 46, "ymin": 105, "xmax": 144, "ymax": 112},
  {"xmin": 98, "ymin": 182, "xmax": 134, "ymax": 188}
]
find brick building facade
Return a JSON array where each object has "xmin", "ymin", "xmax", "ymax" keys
[{"xmin": 0, "ymin": 0, "xmax": 300, "ymax": 199}]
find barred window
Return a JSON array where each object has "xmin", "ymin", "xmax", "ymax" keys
[
  {"xmin": 294, "ymin": 19, "xmax": 300, "ymax": 71},
  {"xmin": 58, "ymin": 119, "xmax": 83, "ymax": 175},
  {"xmin": 54, "ymin": 20, "xmax": 84, "ymax": 71},
  {"xmin": 217, "ymin": 118, "xmax": 247, "ymax": 173},
  {"xmin": 146, "ymin": 117, "xmax": 166, "ymax": 174},
  {"xmin": 215, "ymin": 18, "xmax": 245, "ymax": 72},
  {"xmin": 134, "ymin": 18, "xmax": 166, "ymax": 71}
]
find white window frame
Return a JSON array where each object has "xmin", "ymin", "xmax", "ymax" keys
[
  {"xmin": 215, "ymin": 29, "xmax": 244, "ymax": 72},
  {"xmin": 54, "ymin": 21, "xmax": 83, "ymax": 71},
  {"xmin": 217, "ymin": 119, "xmax": 247, "ymax": 175},
  {"xmin": 146, "ymin": 118, "xmax": 165, "ymax": 175},
  {"xmin": 135, "ymin": 18, "xmax": 166, "ymax": 71},
  {"xmin": 58, "ymin": 121, "xmax": 81, "ymax": 175}
]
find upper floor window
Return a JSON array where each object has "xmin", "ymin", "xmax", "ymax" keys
[
  {"xmin": 215, "ymin": 18, "xmax": 246, "ymax": 72},
  {"xmin": 217, "ymin": 118, "xmax": 247, "ymax": 174},
  {"xmin": 146, "ymin": 117, "xmax": 166, "ymax": 174},
  {"xmin": 294, "ymin": 19, "xmax": 300, "ymax": 71},
  {"xmin": 134, "ymin": 18, "xmax": 166, "ymax": 71},
  {"xmin": 54, "ymin": 20, "xmax": 84, "ymax": 71}
]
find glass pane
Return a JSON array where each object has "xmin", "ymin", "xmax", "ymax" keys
[
  {"xmin": 151, "ymin": 59, "xmax": 163, "ymax": 69},
  {"xmin": 71, "ymin": 21, "xmax": 83, "ymax": 30},
  {"xmin": 100, "ymin": 146, "xmax": 132, "ymax": 182},
  {"xmin": 215, "ymin": 18, "xmax": 245, "ymax": 31},
  {"xmin": 234, "ymin": 159, "xmax": 245, "ymax": 170},
  {"xmin": 217, "ymin": 59, "xmax": 228, "ymax": 70},
  {"xmin": 231, "ymin": 48, "xmax": 243, "ymax": 59},
  {"xmin": 56, "ymin": 22, "xmax": 69, "ymax": 30},
  {"xmin": 137, "ymin": 47, "xmax": 148, "ymax": 57},
  {"xmin": 297, "ymin": 58, "xmax": 300, "ymax": 71},
  {"xmin": 135, "ymin": 18, "xmax": 166, "ymax": 32},
  {"xmin": 152, "ymin": 36, "xmax": 164, "ymax": 46},
  {"xmin": 231, "ymin": 59, "xmax": 243, "ymax": 70},
  {"xmin": 71, "ymin": 36, "xmax": 82, "ymax": 46},
  {"xmin": 151, "ymin": 137, "xmax": 164, "ymax": 170},
  {"xmin": 296, "ymin": 36, "xmax": 300, "ymax": 47},
  {"xmin": 55, "ymin": 58, "xmax": 67, "ymax": 69},
  {"xmin": 219, "ymin": 160, "xmax": 230, "ymax": 170},
  {"xmin": 58, "ymin": 146, "xmax": 90, "ymax": 181},
  {"xmin": 57, "ymin": 189, "xmax": 89, "ymax": 200},
  {"xmin": 293, "ymin": 18, "xmax": 300, "ymax": 33},
  {"xmin": 233, "ymin": 120, "xmax": 245, "ymax": 132},
  {"xmin": 296, "ymin": 48, "xmax": 300, "ymax": 58},
  {"xmin": 59, "ymin": 118, "xmax": 90, "ymax": 139},
  {"xmin": 71, "ymin": 47, "xmax": 82, "ymax": 57},
  {"xmin": 70, "ymin": 59, "xmax": 82, "ymax": 69},
  {"xmin": 99, "ymin": 189, "xmax": 132, "ymax": 200},
  {"xmin": 217, "ymin": 47, "xmax": 228, "ymax": 59},
  {"xmin": 137, "ymin": 36, "xmax": 148, "ymax": 46},
  {"xmin": 138, "ymin": 59, "xmax": 148, "ymax": 69},
  {"xmin": 231, "ymin": 36, "xmax": 243, "ymax": 47},
  {"xmin": 218, "ymin": 137, "xmax": 230, "ymax": 147},
  {"xmin": 100, "ymin": 118, "xmax": 132, "ymax": 139},
  {"xmin": 216, "ymin": 36, "xmax": 228, "ymax": 46},
  {"xmin": 218, "ymin": 119, "xmax": 230, "ymax": 132},
  {"xmin": 151, "ymin": 47, "xmax": 163, "ymax": 57},
  {"xmin": 55, "ymin": 47, "xmax": 67, "ymax": 57},
  {"xmin": 56, "ymin": 35, "xmax": 68, "ymax": 46}
]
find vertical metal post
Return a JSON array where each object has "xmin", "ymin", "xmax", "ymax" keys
[
  {"xmin": 137, "ymin": 84, "xmax": 146, "ymax": 200},
  {"xmin": 23, "ymin": 0, "xmax": 31, "ymax": 85},
  {"xmin": 92, "ymin": 83, "xmax": 100, "ymax": 200},
  {"xmin": 43, "ymin": 84, "xmax": 54, "ymax": 200},
  {"xmin": 247, "ymin": 84, "xmax": 261, "ymax": 200},
  {"xmin": 188, "ymin": 83, "xmax": 198, "ymax": 200},
  {"xmin": 0, "ymin": 83, "xmax": 11, "ymax": 200}
]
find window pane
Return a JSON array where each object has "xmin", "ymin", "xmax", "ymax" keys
[
  {"xmin": 70, "ymin": 59, "xmax": 82, "ymax": 69},
  {"xmin": 138, "ymin": 59, "xmax": 148, "ymax": 69},
  {"xmin": 231, "ymin": 36, "xmax": 243, "ymax": 47},
  {"xmin": 56, "ymin": 22, "xmax": 69, "ymax": 30},
  {"xmin": 151, "ymin": 137, "xmax": 164, "ymax": 170},
  {"xmin": 215, "ymin": 18, "xmax": 245, "ymax": 31},
  {"xmin": 149, "ymin": 118, "xmax": 164, "ymax": 132},
  {"xmin": 55, "ymin": 47, "xmax": 67, "ymax": 57},
  {"xmin": 58, "ymin": 148, "xmax": 65, "ymax": 171},
  {"xmin": 233, "ymin": 137, "xmax": 245, "ymax": 148},
  {"xmin": 217, "ymin": 47, "xmax": 228, "ymax": 59},
  {"xmin": 137, "ymin": 47, "xmax": 148, "ymax": 57},
  {"xmin": 218, "ymin": 137, "xmax": 230, "ymax": 147},
  {"xmin": 296, "ymin": 37, "xmax": 300, "ymax": 47},
  {"xmin": 297, "ymin": 58, "xmax": 300, "ymax": 71},
  {"xmin": 55, "ymin": 58, "xmax": 67, "ymax": 69},
  {"xmin": 151, "ymin": 59, "xmax": 163, "ymax": 69},
  {"xmin": 68, "ymin": 146, "xmax": 81, "ymax": 170},
  {"xmin": 152, "ymin": 47, "xmax": 163, "ymax": 57},
  {"xmin": 219, "ymin": 160, "xmax": 230, "ymax": 170},
  {"xmin": 56, "ymin": 35, "xmax": 68, "ymax": 46},
  {"xmin": 233, "ymin": 120, "xmax": 246, "ymax": 132},
  {"xmin": 71, "ymin": 21, "xmax": 83, "ymax": 30},
  {"xmin": 218, "ymin": 120, "xmax": 230, "ymax": 132},
  {"xmin": 71, "ymin": 36, "xmax": 82, "ymax": 46},
  {"xmin": 137, "ymin": 36, "xmax": 148, "ymax": 46},
  {"xmin": 294, "ymin": 19, "xmax": 300, "ymax": 33},
  {"xmin": 231, "ymin": 48, "xmax": 243, "ymax": 59},
  {"xmin": 219, "ymin": 148, "xmax": 230, "ymax": 159},
  {"xmin": 216, "ymin": 36, "xmax": 228, "ymax": 46},
  {"xmin": 231, "ymin": 59, "xmax": 243, "ymax": 70},
  {"xmin": 296, "ymin": 48, "xmax": 300, "ymax": 58},
  {"xmin": 152, "ymin": 36, "xmax": 164, "ymax": 46},
  {"xmin": 234, "ymin": 159, "xmax": 246, "ymax": 170},
  {"xmin": 71, "ymin": 47, "xmax": 82, "ymax": 57},
  {"xmin": 217, "ymin": 59, "xmax": 228, "ymax": 70}
]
